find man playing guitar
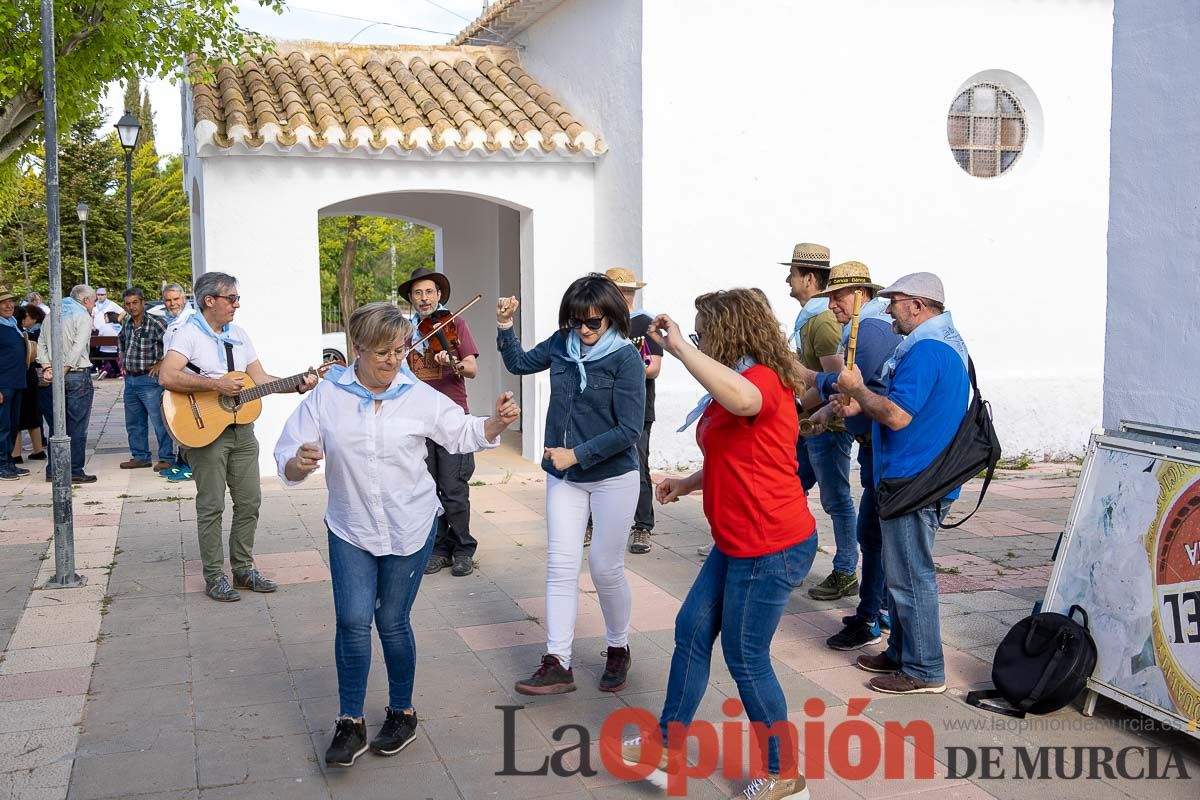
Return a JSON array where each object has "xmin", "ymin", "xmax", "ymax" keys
[
  {"xmin": 399, "ymin": 268, "xmax": 482, "ymax": 578},
  {"xmin": 159, "ymin": 272, "xmax": 318, "ymax": 602}
]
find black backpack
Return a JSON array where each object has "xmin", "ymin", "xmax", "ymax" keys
[
  {"xmin": 874, "ymin": 358, "xmax": 1001, "ymax": 528},
  {"xmin": 966, "ymin": 605, "xmax": 1098, "ymax": 718}
]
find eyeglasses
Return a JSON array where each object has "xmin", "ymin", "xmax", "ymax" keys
[
  {"xmin": 688, "ymin": 332, "xmax": 702, "ymax": 347},
  {"xmin": 214, "ymin": 294, "xmax": 241, "ymax": 304},
  {"xmin": 366, "ymin": 347, "xmax": 407, "ymax": 362},
  {"xmin": 567, "ymin": 317, "xmax": 605, "ymax": 331}
]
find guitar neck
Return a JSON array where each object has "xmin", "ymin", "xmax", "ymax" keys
[{"xmin": 240, "ymin": 372, "xmax": 308, "ymax": 402}]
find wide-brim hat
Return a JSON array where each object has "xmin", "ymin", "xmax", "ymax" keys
[
  {"xmin": 778, "ymin": 242, "xmax": 831, "ymax": 270},
  {"xmin": 815, "ymin": 261, "xmax": 883, "ymax": 297},
  {"xmin": 0, "ymin": 286, "xmax": 14, "ymax": 303},
  {"xmin": 605, "ymin": 267, "xmax": 646, "ymax": 289},
  {"xmin": 397, "ymin": 267, "xmax": 451, "ymax": 304}
]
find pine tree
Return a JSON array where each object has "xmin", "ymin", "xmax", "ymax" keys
[{"xmin": 139, "ymin": 89, "xmax": 157, "ymax": 157}]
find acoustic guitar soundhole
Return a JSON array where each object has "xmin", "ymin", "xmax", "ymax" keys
[{"xmin": 218, "ymin": 395, "xmax": 242, "ymax": 413}]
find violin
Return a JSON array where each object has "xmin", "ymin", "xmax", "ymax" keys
[{"xmin": 419, "ymin": 309, "xmax": 465, "ymax": 373}]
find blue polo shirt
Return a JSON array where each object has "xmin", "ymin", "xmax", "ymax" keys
[
  {"xmin": 0, "ymin": 323, "xmax": 26, "ymax": 390},
  {"xmin": 873, "ymin": 338, "xmax": 970, "ymax": 501}
]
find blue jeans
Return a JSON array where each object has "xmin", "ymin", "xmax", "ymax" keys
[
  {"xmin": 882, "ymin": 501, "xmax": 951, "ymax": 683},
  {"xmin": 0, "ymin": 385, "xmax": 21, "ymax": 472},
  {"xmin": 854, "ymin": 442, "xmax": 885, "ymax": 624},
  {"xmin": 795, "ymin": 434, "xmax": 816, "ymax": 493},
  {"xmin": 660, "ymin": 535, "xmax": 817, "ymax": 775},
  {"xmin": 46, "ymin": 371, "xmax": 93, "ymax": 478},
  {"xmin": 328, "ymin": 522, "xmax": 436, "ymax": 719},
  {"xmin": 803, "ymin": 430, "xmax": 858, "ymax": 575},
  {"xmin": 123, "ymin": 374, "xmax": 173, "ymax": 463}
]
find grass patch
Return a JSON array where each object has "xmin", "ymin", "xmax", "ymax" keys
[
  {"xmin": 999, "ymin": 452, "xmax": 1033, "ymax": 471},
  {"xmin": 136, "ymin": 496, "xmax": 183, "ymax": 503},
  {"xmin": 1005, "ymin": 551, "xmax": 1017, "ymax": 559},
  {"xmin": 935, "ymin": 565, "xmax": 961, "ymax": 575},
  {"xmin": 469, "ymin": 481, "xmax": 487, "ymax": 487}
]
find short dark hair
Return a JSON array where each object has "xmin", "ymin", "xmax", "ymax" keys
[
  {"xmin": 123, "ymin": 287, "xmax": 145, "ymax": 301},
  {"xmin": 19, "ymin": 304, "xmax": 45, "ymax": 325},
  {"xmin": 104, "ymin": 311, "xmax": 119, "ymax": 323},
  {"xmin": 797, "ymin": 268, "xmax": 830, "ymax": 291},
  {"xmin": 558, "ymin": 273, "xmax": 630, "ymax": 337}
]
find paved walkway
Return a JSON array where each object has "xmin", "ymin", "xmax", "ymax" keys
[{"xmin": 1, "ymin": 380, "xmax": 1197, "ymax": 799}]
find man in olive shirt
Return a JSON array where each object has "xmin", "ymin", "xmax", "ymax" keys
[{"xmin": 782, "ymin": 243, "xmax": 859, "ymax": 600}]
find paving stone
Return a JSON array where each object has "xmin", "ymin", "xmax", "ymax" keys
[
  {"xmin": 191, "ymin": 672, "xmax": 295, "ymax": 711},
  {"xmin": 76, "ymin": 714, "xmax": 194, "ymax": 756},
  {"xmin": 195, "ymin": 701, "xmax": 309, "ymax": 740},
  {"xmin": 83, "ymin": 683, "xmax": 191, "ymax": 725},
  {"xmin": 68, "ymin": 750, "xmax": 198, "ymax": 800},
  {"xmin": 198, "ymin": 776, "xmax": 331, "ymax": 800},
  {"xmin": 0, "ymin": 695, "xmax": 85, "ymax": 733},
  {"xmin": 196, "ymin": 732, "xmax": 321, "ymax": 788}
]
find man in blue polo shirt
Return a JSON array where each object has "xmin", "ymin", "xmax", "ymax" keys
[{"xmin": 833, "ymin": 272, "xmax": 969, "ymax": 695}]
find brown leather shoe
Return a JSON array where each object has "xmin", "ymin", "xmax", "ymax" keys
[
  {"xmin": 153, "ymin": 460, "xmax": 172, "ymax": 472},
  {"xmin": 869, "ymin": 671, "xmax": 946, "ymax": 695},
  {"xmin": 856, "ymin": 652, "xmax": 903, "ymax": 674},
  {"xmin": 119, "ymin": 459, "xmax": 152, "ymax": 469}
]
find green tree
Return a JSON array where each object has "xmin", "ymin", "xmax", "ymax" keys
[{"xmin": 0, "ymin": 0, "xmax": 285, "ymax": 221}]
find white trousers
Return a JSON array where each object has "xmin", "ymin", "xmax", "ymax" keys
[{"xmin": 544, "ymin": 470, "xmax": 639, "ymax": 668}]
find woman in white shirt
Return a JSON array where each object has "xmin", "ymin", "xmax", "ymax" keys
[{"xmin": 275, "ymin": 302, "xmax": 519, "ymax": 769}]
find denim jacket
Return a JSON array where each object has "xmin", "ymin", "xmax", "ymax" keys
[{"xmin": 497, "ymin": 326, "xmax": 646, "ymax": 482}]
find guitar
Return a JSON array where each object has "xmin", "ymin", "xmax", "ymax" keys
[{"xmin": 162, "ymin": 362, "xmax": 341, "ymax": 449}]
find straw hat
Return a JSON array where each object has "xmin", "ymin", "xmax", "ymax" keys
[
  {"xmin": 0, "ymin": 286, "xmax": 14, "ymax": 303},
  {"xmin": 397, "ymin": 267, "xmax": 451, "ymax": 303},
  {"xmin": 815, "ymin": 261, "xmax": 883, "ymax": 297},
  {"xmin": 605, "ymin": 267, "xmax": 646, "ymax": 289},
  {"xmin": 778, "ymin": 243, "xmax": 831, "ymax": 269}
]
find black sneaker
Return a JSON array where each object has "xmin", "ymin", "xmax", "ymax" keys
[
  {"xmin": 451, "ymin": 553, "xmax": 474, "ymax": 577},
  {"xmin": 12, "ymin": 465, "xmax": 30, "ymax": 476},
  {"xmin": 843, "ymin": 612, "xmax": 891, "ymax": 633},
  {"xmin": 0, "ymin": 469, "xmax": 19, "ymax": 482},
  {"xmin": 515, "ymin": 654, "xmax": 576, "ymax": 695},
  {"xmin": 424, "ymin": 554, "xmax": 451, "ymax": 575},
  {"xmin": 598, "ymin": 646, "xmax": 631, "ymax": 692},
  {"xmin": 205, "ymin": 575, "xmax": 241, "ymax": 602},
  {"xmin": 232, "ymin": 568, "xmax": 277, "ymax": 593},
  {"xmin": 826, "ymin": 618, "xmax": 882, "ymax": 651},
  {"xmin": 71, "ymin": 473, "xmax": 97, "ymax": 484},
  {"xmin": 370, "ymin": 707, "xmax": 418, "ymax": 756},
  {"xmin": 325, "ymin": 717, "xmax": 368, "ymax": 767}
]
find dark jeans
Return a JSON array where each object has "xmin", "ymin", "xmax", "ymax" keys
[
  {"xmin": 634, "ymin": 422, "xmax": 654, "ymax": 531},
  {"xmin": 853, "ymin": 441, "xmax": 885, "ymax": 625},
  {"xmin": 46, "ymin": 371, "xmax": 93, "ymax": 478},
  {"xmin": 659, "ymin": 535, "xmax": 817, "ymax": 775},
  {"xmin": 882, "ymin": 501, "xmax": 952, "ymax": 683},
  {"xmin": 123, "ymin": 374, "xmax": 174, "ymax": 463},
  {"xmin": 426, "ymin": 441, "xmax": 476, "ymax": 558},
  {"xmin": 0, "ymin": 385, "xmax": 21, "ymax": 472},
  {"xmin": 795, "ymin": 433, "xmax": 816, "ymax": 493},
  {"xmin": 329, "ymin": 524, "xmax": 435, "ymax": 718}
]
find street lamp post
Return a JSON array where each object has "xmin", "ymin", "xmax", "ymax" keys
[
  {"xmin": 115, "ymin": 110, "xmax": 141, "ymax": 289},
  {"xmin": 75, "ymin": 202, "xmax": 89, "ymax": 286}
]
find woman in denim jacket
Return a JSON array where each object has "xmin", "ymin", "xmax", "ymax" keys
[{"xmin": 496, "ymin": 273, "xmax": 646, "ymax": 695}]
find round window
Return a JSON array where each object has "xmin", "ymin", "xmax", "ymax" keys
[{"xmin": 947, "ymin": 82, "xmax": 1027, "ymax": 178}]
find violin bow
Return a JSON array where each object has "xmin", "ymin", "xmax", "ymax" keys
[{"xmin": 406, "ymin": 293, "xmax": 483, "ymax": 357}]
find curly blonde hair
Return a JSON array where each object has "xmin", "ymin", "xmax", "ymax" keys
[{"xmin": 694, "ymin": 289, "xmax": 806, "ymax": 393}]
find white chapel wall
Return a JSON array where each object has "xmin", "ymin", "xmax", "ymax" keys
[
  {"xmin": 637, "ymin": 0, "xmax": 1114, "ymax": 467},
  {"xmin": 515, "ymin": 0, "xmax": 644, "ymax": 274},
  {"xmin": 194, "ymin": 154, "xmax": 595, "ymax": 472}
]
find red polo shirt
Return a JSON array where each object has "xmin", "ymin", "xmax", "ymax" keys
[{"xmin": 697, "ymin": 364, "xmax": 816, "ymax": 558}]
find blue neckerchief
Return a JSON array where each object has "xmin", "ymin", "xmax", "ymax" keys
[
  {"xmin": 788, "ymin": 297, "xmax": 829, "ymax": 347},
  {"xmin": 62, "ymin": 297, "xmax": 88, "ymax": 318},
  {"xmin": 187, "ymin": 312, "xmax": 244, "ymax": 360},
  {"xmin": 839, "ymin": 297, "xmax": 892, "ymax": 349},
  {"xmin": 28, "ymin": 323, "xmax": 41, "ymax": 336},
  {"xmin": 410, "ymin": 303, "xmax": 448, "ymax": 355},
  {"xmin": 326, "ymin": 361, "xmax": 417, "ymax": 409},
  {"xmin": 630, "ymin": 308, "xmax": 653, "ymax": 320},
  {"xmin": 677, "ymin": 356, "xmax": 758, "ymax": 432},
  {"xmin": 564, "ymin": 327, "xmax": 632, "ymax": 390},
  {"xmin": 0, "ymin": 314, "xmax": 17, "ymax": 331},
  {"xmin": 882, "ymin": 310, "xmax": 968, "ymax": 383},
  {"xmin": 164, "ymin": 303, "xmax": 193, "ymax": 324}
]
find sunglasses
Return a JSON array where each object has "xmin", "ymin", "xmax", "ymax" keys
[
  {"xmin": 214, "ymin": 294, "xmax": 241, "ymax": 304},
  {"xmin": 567, "ymin": 317, "xmax": 605, "ymax": 332}
]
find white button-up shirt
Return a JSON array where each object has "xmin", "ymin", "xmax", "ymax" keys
[{"xmin": 274, "ymin": 363, "xmax": 499, "ymax": 557}]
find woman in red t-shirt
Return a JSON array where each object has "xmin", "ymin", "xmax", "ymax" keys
[{"xmin": 619, "ymin": 289, "xmax": 817, "ymax": 800}]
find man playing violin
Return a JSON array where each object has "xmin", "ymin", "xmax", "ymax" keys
[{"xmin": 399, "ymin": 267, "xmax": 482, "ymax": 578}]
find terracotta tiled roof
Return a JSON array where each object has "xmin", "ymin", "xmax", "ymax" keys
[
  {"xmin": 188, "ymin": 40, "xmax": 602, "ymax": 159},
  {"xmin": 450, "ymin": 0, "xmax": 567, "ymax": 46}
]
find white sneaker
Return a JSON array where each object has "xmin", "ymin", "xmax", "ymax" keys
[
  {"xmin": 697, "ymin": 542, "xmax": 714, "ymax": 557},
  {"xmin": 738, "ymin": 774, "xmax": 809, "ymax": 800}
]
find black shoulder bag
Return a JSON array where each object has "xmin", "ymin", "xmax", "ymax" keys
[{"xmin": 873, "ymin": 358, "xmax": 1001, "ymax": 528}]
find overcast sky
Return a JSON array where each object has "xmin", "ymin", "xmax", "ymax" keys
[{"xmin": 100, "ymin": 1, "xmax": 490, "ymax": 155}]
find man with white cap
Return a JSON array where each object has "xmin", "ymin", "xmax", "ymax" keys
[
  {"xmin": 91, "ymin": 288, "xmax": 123, "ymax": 330},
  {"xmin": 834, "ymin": 271, "xmax": 970, "ymax": 695}
]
